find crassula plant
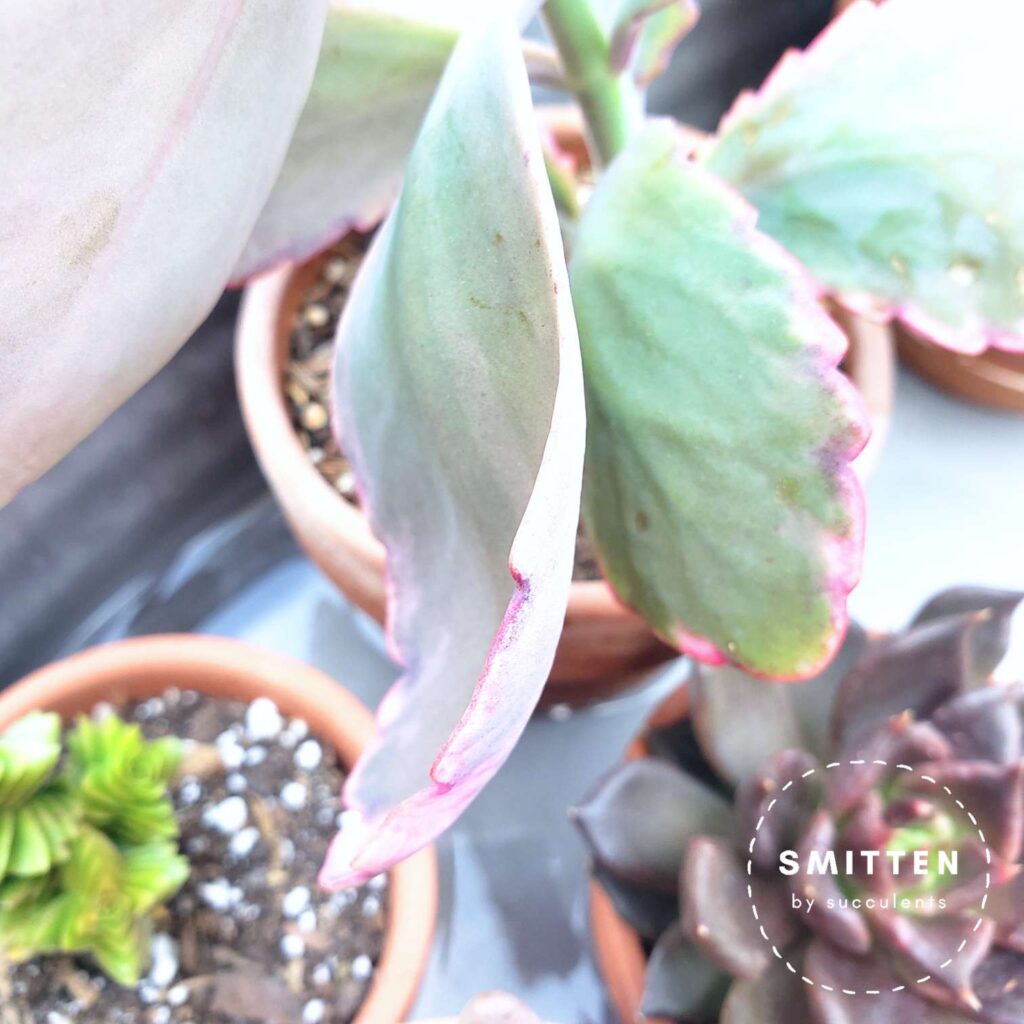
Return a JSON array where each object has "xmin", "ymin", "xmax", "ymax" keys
[
  {"xmin": 0, "ymin": 712, "xmax": 188, "ymax": 985},
  {"xmin": 575, "ymin": 587, "xmax": 1024, "ymax": 1023},
  {"xmin": 4, "ymin": 0, "xmax": 1023, "ymax": 885}
]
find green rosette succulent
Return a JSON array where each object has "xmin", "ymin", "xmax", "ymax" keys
[
  {"xmin": 66, "ymin": 714, "xmax": 182, "ymax": 844},
  {"xmin": 575, "ymin": 587, "xmax": 1024, "ymax": 1023},
  {"xmin": 0, "ymin": 709, "xmax": 188, "ymax": 985}
]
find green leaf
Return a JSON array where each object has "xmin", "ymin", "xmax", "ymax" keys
[
  {"xmin": 323, "ymin": 16, "xmax": 585, "ymax": 885},
  {"xmin": 0, "ymin": 1, "xmax": 328, "ymax": 505},
  {"xmin": 704, "ymin": 0, "xmax": 1024, "ymax": 354},
  {"xmin": 569, "ymin": 120, "xmax": 866, "ymax": 679},
  {"xmin": 122, "ymin": 842, "xmax": 190, "ymax": 914},
  {"xmin": 7, "ymin": 808, "xmax": 52, "ymax": 877},
  {"xmin": 0, "ymin": 712, "xmax": 62, "ymax": 808},
  {"xmin": 0, "ymin": 813, "xmax": 14, "ymax": 879},
  {"xmin": 67, "ymin": 716, "xmax": 180, "ymax": 844},
  {"xmin": 234, "ymin": 1, "xmax": 464, "ymax": 280}
]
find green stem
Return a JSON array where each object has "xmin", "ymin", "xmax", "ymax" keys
[
  {"xmin": 542, "ymin": 0, "xmax": 642, "ymax": 167},
  {"xmin": 544, "ymin": 146, "xmax": 582, "ymax": 220}
]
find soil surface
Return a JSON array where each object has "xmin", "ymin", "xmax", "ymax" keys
[
  {"xmin": 3, "ymin": 690, "xmax": 387, "ymax": 1024},
  {"xmin": 284, "ymin": 235, "xmax": 603, "ymax": 582}
]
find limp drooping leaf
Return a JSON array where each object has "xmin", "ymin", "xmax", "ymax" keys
[
  {"xmin": 0, "ymin": 0, "xmax": 328, "ymax": 505},
  {"xmin": 233, "ymin": 1, "xmax": 463, "ymax": 281},
  {"xmin": 570, "ymin": 120, "xmax": 866, "ymax": 679},
  {"xmin": 704, "ymin": 0, "xmax": 1024, "ymax": 353},
  {"xmin": 321, "ymin": 17, "xmax": 585, "ymax": 886}
]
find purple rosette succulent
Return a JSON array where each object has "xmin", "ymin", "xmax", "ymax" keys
[{"xmin": 576, "ymin": 587, "xmax": 1024, "ymax": 1023}]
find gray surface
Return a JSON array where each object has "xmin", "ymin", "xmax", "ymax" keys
[{"xmin": 854, "ymin": 373, "xmax": 1024, "ymax": 632}]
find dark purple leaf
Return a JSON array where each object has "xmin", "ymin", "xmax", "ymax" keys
[
  {"xmin": 720, "ymin": 958, "xmax": 816, "ymax": 1024},
  {"xmin": 982, "ymin": 866, "xmax": 1024, "ymax": 930},
  {"xmin": 928, "ymin": 840, "xmax": 1018, "ymax": 916},
  {"xmin": 573, "ymin": 758, "xmax": 732, "ymax": 892},
  {"xmin": 736, "ymin": 749, "xmax": 819, "ymax": 872},
  {"xmin": 968, "ymin": 946, "xmax": 1024, "ymax": 1024},
  {"xmin": 830, "ymin": 715, "xmax": 951, "ymax": 815},
  {"xmin": 641, "ymin": 924, "xmax": 729, "ymax": 1022},
  {"xmin": 932, "ymin": 687, "xmax": 1023, "ymax": 764},
  {"xmin": 866, "ymin": 909, "xmax": 994, "ymax": 1013},
  {"xmin": 901, "ymin": 761, "xmax": 1024, "ymax": 862},
  {"xmin": 804, "ymin": 939, "xmax": 976, "ymax": 1024},
  {"xmin": 837, "ymin": 792, "xmax": 894, "ymax": 893},
  {"xmin": 682, "ymin": 836, "xmax": 796, "ymax": 980},
  {"xmin": 592, "ymin": 864, "xmax": 679, "ymax": 941},
  {"xmin": 832, "ymin": 615, "xmax": 976, "ymax": 747},
  {"xmin": 790, "ymin": 811, "xmax": 871, "ymax": 954},
  {"xmin": 911, "ymin": 587, "xmax": 1023, "ymax": 684},
  {"xmin": 884, "ymin": 796, "xmax": 937, "ymax": 828}
]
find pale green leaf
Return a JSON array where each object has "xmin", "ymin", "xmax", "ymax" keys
[
  {"xmin": 570, "ymin": 120, "xmax": 866, "ymax": 679},
  {"xmin": 704, "ymin": 0, "xmax": 1024, "ymax": 353},
  {"xmin": 322, "ymin": 17, "xmax": 585, "ymax": 885},
  {"xmin": 234, "ymin": 1, "xmax": 463, "ymax": 280}
]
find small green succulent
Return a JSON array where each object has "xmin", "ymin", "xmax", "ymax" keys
[{"xmin": 0, "ymin": 710, "xmax": 189, "ymax": 985}]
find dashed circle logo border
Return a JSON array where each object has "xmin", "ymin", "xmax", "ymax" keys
[{"xmin": 746, "ymin": 759, "xmax": 993, "ymax": 996}]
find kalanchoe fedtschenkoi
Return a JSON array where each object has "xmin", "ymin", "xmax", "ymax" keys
[
  {"xmin": 0, "ymin": 711, "xmax": 188, "ymax": 986},
  {"xmin": 575, "ymin": 586, "xmax": 1024, "ymax": 1023}
]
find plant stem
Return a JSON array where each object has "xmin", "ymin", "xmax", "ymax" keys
[
  {"xmin": 542, "ymin": 0, "xmax": 642, "ymax": 166},
  {"xmin": 544, "ymin": 147, "xmax": 582, "ymax": 220}
]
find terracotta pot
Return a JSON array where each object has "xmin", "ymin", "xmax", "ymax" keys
[
  {"xmin": 0, "ymin": 635, "xmax": 437, "ymax": 1024},
  {"xmin": 235, "ymin": 117, "xmax": 894, "ymax": 708},
  {"xmin": 589, "ymin": 686, "xmax": 690, "ymax": 1024},
  {"xmin": 896, "ymin": 327, "xmax": 1024, "ymax": 413}
]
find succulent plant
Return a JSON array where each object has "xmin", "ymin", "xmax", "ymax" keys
[
  {"xmin": 576, "ymin": 586, "xmax": 1024, "ymax": 1023},
  {"xmin": 0, "ymin": 711, "xmax": 188, "ymax": 985}
]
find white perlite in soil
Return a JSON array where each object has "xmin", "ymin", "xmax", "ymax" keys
[{"xmin": 4, "ymin": 690, "xmax": 389, "ymax": 1024}]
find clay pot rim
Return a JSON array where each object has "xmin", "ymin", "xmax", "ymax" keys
[{"xmin": 0, "ymin": 634, "xmax": 437, "ymax": 1024}]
